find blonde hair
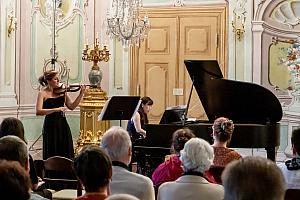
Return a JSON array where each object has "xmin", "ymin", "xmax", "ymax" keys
[{"xmin": 38, "ymin": 70, "xmax": 59, "ymax": 86}]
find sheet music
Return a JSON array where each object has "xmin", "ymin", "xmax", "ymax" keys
[
  {"xmin": 98, "ymin": 98, "xmax": 111, "ymax": 121},
  {"xmin": 133, "ymin": 100, "xmax": 142, "ymax": 118},
  {"xmin": 97, "ymin": 98, "xmax": 142, "ymax": 121},
  {"xmin": 166, "ymin": 105, "xmax": 187, "ymax": 110}
]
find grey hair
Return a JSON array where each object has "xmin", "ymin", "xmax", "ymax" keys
[
  {"xmin": 0, "ymin": 135, "xmax": 29, "ymax": 167},
  {"xmin": 180, "ymin": 138, "xmax": 214, "ymax": 173},
  {"xmin": 101, "ymin": 126, "xmax": 132, "ymax": 162}
]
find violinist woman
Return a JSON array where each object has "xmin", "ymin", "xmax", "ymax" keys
[{"xmin": 36, "ymin": 70, "xmax": 85, "ymax": 160}]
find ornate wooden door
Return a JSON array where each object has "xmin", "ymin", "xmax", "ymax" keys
[{"xmin": 130, "ymin": 6, "xmax": 227, "ymax": 123}]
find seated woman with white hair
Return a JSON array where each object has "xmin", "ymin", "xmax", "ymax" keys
[{"xmin": 157, "ymin": 138, "xmax": 224, "ymax": 200}]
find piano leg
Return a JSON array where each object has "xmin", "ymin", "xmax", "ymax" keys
[{"xmin": 265, "ymin": 147, "xmax": 276, "ymax": 161}]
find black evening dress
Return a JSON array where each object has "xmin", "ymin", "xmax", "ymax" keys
[{"xmin": 42, "ymin": 96, "xmax": 74, "ymax": 160}]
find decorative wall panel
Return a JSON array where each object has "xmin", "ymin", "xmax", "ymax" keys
[
  {"xmin": 31, "ymin": 0, "xmax": 86, "ymax": 87},
  {"xmin": 145, "ymin": 63, "xmax": 169, "ymax": 118},
  {"xmin": 146, "ymin": 28, "xmax": 169, "ymax": 53},
  {"xmin": 0, "ymin": 0, "xmax": 17, "ymax": 106},
  {"xmin": 185, "ymin": 27, "xmax": 209, "ymax": 53}
]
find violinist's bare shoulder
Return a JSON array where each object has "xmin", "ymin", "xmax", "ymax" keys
[{"xmin": 38, "ymin": 88, "xmax": 57, "ymax": 101}]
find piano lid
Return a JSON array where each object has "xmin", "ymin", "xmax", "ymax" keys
[{"xmin": 184, "ymin": 60, "xmax": 283, "ymax": 124}]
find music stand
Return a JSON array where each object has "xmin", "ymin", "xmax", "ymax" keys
[{"xmin": 98, "ymin": 96, "xmax": 141, "ymax": 126}]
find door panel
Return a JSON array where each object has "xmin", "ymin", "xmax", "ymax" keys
[
  {"xmin": 178, "ymin": 16, "xmax": 218, "ymax": 120},
  {"xmin": 138, "ymin": 17, "xmax": 177, "ymax": 123}
]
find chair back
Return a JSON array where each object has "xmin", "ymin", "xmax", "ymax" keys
[
  {"xmin": 33, "ymin": 159, "xmax": 45, "ymax": 178},
  {"xmin": 285, "ymin": 189, "xmax": 300, "ymax": 200},
  {"xmin": 43, "ymin": 156, "xmax": 82, "ymax": 196}
]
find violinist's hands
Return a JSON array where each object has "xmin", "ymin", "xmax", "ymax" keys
[{"xmin": 57, "ymin": 107, "xmax": 67, "ymax": 113}]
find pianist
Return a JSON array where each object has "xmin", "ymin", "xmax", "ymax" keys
[{"xmin": 127, "ymin": 96, "xmax": 153, "ymax": 142}]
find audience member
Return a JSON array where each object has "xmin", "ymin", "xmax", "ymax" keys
[
  {"xmin": 0, "ymin": 160, "xmax": 31, "ymax": 200},
  {"xmin": 0, "ymin": 117, "xmax": 51, "ymax": 199},
  {"xmin": 0, "ymin": 117, "xmax": 38, "ymax": 188},
  {"xmin": 0, "ymin": 135, "xmax": 48, "ymax": 200},
  {"xmin": 74, "ymin": 145, "xmax": 112, "ymax": 200},
  {"xmin": 101, "ymin": 126, "xmax": 155, "ymax": 200},
  {"xmin": 105, "ymin": 194, "xmax": 140, "ymax": 200},
  {"xmin": 222, "ymin": 156, "xmax": 285, "ymax": 200},
  {"xmin": 212, "ymin": 117, "xmax": 241, "ymax": 166},
  {"xmin": 152, "ymin": 128, "xmax": 215, "ymax": 186},
  {"xmin": 157, "ymin": 138, "xmax": 224, "ymax": 200},
  {"xmin": 278, "ymin": 128, "xmax": 300, "ymax": 189}
]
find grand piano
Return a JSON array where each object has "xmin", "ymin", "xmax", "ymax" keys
[{"xmin": 134, "ymin": 60, "xmax": 282, "ymax": 176}]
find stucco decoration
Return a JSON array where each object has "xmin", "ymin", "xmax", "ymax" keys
[
  {"xmin": 32, "ymin": 0, "xmax": 86, "ymax": 34},
  {"xmin": 255, "ymin": 0, "xmax": 281, "ymax": 21},
  {"xmin": 142, "ymin": 0, "xmax": 227, "ymax": 7},
  {"xmin": 31, "ymin": 0, "xmax": 87, "ymax": 88},
  {"xmin": 270, "ymin": 0, "xmax": 300, "ymax": 29},
  {"xmin": 174, "ymin": 0, "xmax": 184, "ymax": 6},
  {"xmin": 232, "ymin": 0, "xmax": 247, "ymax": 40}
]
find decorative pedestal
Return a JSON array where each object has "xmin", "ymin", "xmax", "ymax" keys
[
  {"xmin": 75, "ymin": 87, "xmax": 109, "ymax": 154},
  {"xmin": 77, "ymin": 35, "xmax": 110, "ymax": 154}
]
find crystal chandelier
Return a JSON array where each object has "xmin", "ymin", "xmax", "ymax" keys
[{"xmin": 106, "ymin": 0, "xmax": 150, "ymax": 47}]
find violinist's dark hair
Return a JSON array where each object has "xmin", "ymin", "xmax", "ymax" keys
[
  {"xmin": 38, "ymin": 70, "xmax": 59, "ymax": 86},
  {"xmin": 0, "ymin": 117, "xmax": 25, "ymax": 143},
  {"xmin": 138, "ymin": 96, "xmax": 153, "ymax": 124},
  {"xmin": 213, "ymin": 117, "xmax": 234, "ymax": 143},
  {"xmin": 172, "ymin": 128, "xmax": 195, "ymax": 154}
]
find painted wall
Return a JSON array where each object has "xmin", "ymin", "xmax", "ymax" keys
[
  {"xmin": 0, "ymin": 0, "xmax": 106, "ymax": 146},
  {"xmin": 0, "ymin": 0, "xmax": 295, "ymax": 160}
]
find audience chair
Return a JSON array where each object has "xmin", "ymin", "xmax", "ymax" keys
[
  {"xmin": 207, "ymin": 166, "xmax": 225, "ymax": 184},
  {"xmin": 43, "ymin": 156, "xmax": 82, "ymax": 198},
  {"xmin": 285, "ymin": 189, "xmax": 300, "ymax": 200},
  {"xmin": 33, "ymin": 159, "xmax": 45, "ymax": 178}
]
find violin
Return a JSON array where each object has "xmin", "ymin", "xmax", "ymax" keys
[{"xmin": 53, "ymin": 83, "xmax": 93, "ymax": 94}]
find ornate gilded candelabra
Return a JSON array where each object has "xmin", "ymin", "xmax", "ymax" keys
[
  {"xmin": 75, "ymin": 36, "xmax": 110, "ymax": 154},
  {"xmin": 82, "ymin": 38, "xmax": 110, "ymax": 86}
]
